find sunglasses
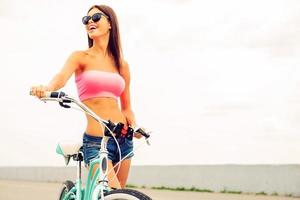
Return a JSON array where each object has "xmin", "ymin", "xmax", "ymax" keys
[{"xmin": 82, "ymin": 13, "xmax": 109, "ymax": 25}]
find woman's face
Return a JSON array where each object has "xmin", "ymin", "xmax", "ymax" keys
[{"xmin": 85, "ymin": 8, "xmax": 111, "ymax": 39}]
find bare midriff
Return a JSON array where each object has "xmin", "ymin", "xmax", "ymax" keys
[{"xmin": 82, "ymin": 97, "xmax": 126, "ymax": 137}]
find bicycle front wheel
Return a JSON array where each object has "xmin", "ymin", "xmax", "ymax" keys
[{"xmin": 103, "ymin": 189, "xmax": 151, "ymax": 200}]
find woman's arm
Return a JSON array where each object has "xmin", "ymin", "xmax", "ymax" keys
[
  {"xmin": 120, "ymin": 60, "xmax": 136, "ymax": 126},
  {"xmin": 31, "ymin": 51, "xmax": 82, "ymax": 98},
  {"xmin": 120, "ymin": 61, "xmax": 142, "ymax": 139}
]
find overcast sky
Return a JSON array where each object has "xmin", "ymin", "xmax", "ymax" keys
[{"xmin": 1, "ymin": 0, "xmax": 300, "ymax": 166}]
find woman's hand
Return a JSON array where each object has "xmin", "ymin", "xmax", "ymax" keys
[
  {"xmin": 122, "ymin": 109, "xmax": 135, "ymax": 126},
  {"xmin": 30, "ymin": 85, "xmax": 50, "ymax": 98},
  {"xmin": 122, "ymin": 109, "xmax": 142, "ymax": 139}
]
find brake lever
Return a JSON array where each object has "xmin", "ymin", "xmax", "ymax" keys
[
  {"xmin": 59, "ymin": 102, "xmax": 71, "ymax": 108},
  {"xmin": 145, "ymin": 131, "xmax": 152, "ymax": 145},
  {"xmin": 58, "ymin": 97, "xmax": 72, "ymax": 108},
  {"xmin": 134, "ymin": 127, "xmax": 151, "ymax": 145},
  {"xmin": 145, "ymin": 137, "xmax": 151, "ymax": 146}
]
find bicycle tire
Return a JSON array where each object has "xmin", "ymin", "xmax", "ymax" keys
[
  {"xmin": 103, "ymin": 189, "xmax": 152, "ymax": 200},
  {"xmin": 58, "ymin": 180, "xmax": 75, "ymax": 200}
]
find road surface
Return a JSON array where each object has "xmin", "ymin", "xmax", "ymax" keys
[{"xmin": 0, "ymin": 180, "xmax": 299, "ymax": 200}]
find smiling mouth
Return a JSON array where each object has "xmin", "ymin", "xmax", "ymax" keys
[{"xmin": 89, "ymin": 25, "xmax": 97, "ymax": 32}]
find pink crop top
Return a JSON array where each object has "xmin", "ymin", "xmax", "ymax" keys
[{"xmin": 75, "ymin": 70, "xmax": 125, "ymax": 101}]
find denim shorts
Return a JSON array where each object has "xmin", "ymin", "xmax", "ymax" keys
[{"xmin": 82, "ymin": 133, "xmax": 134, "ymax": 166}]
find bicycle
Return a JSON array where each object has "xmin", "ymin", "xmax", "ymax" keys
[{"xmin": 31, "ymin": 91, "xmax": 152, "ymax": 200}]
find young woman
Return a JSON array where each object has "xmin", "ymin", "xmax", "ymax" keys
[{"xmin": 30, "ymin": 4, "xmax": 141, "ymax": 189}]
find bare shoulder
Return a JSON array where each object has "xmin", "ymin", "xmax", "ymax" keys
[
  {"xmin": 68, "ymin": 50, "xmax": 88, "ymax": 68},
  {"xmin": 119, "ymin": 59, "xmax": 131, "ymax": 82},
  {"xmin": 121, "ymin": 59, "xmax": 129, "ymax": 68},
  {"xmin": 120, "ymin": 59, "xmax": 130, "ymax": 74},
  {"xmin": 64, "ymin": 50, "xmax": 87, "ymax": 73},
  {"xmin": 69, "ymin": 50, "xmax": 86, "ymax": 60}
]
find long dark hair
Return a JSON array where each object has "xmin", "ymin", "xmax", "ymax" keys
[{"xmin": 87, "ymin": 5, "xmax": 123, "ymax": 70}]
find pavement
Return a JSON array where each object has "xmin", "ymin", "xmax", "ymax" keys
[{"xmin": 0, "ymin": 180, "xmax": 299, "ymax": 200}]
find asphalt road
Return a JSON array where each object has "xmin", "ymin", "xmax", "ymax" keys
[{"xmin": 0, "ymin": 180, "xmax": 299, "ymax": 200}]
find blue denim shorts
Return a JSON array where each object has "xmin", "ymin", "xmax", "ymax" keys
[{"xmin": 82, "ymin": 133, "xmax": 134, "ymax": 166}]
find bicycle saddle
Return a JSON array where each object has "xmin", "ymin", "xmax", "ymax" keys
[
  {"xmin": 56, "ymin": 141, "xmax": 83, "ymax": 165},
  {"xmin": 56, "ymin": 141, "xmax": 83, "ymax": 156}
]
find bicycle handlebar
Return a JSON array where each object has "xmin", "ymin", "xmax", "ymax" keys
[{"xmin": 30, "ymin": 90, "xmax": 151, "ymax": 139}]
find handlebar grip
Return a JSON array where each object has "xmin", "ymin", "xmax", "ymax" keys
[
  {"xmin": 135, "ymin": 128, "xmax": 150, "ymax": 139},
  {"xmin": 29, "ymin": 90, "xmax": 66, "ymax": 98},
  {"xmin": 45, "ymin": 91, "xmax": 66, "ymax": 98}
]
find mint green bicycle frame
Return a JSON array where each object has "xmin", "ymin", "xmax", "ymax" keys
[
  {"xmin": 42, "ymin": 94, "xmax": 122, "ymax": 200},
  {"xmin": 61, "ymin": 142, "xmax": 112, "ymax": 200}
]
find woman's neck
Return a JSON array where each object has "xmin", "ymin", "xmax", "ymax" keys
[{"xmin": 90, "ymin": 33, "xmax": 110, "ymax": 56}]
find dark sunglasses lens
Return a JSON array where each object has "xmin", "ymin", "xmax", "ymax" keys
[
  {"xmin": 92, "ymin": 13, "xmax": 102, "ymax": 23},
  {"xmin": 82, "ymin": 16, "xmax": 90, "ymax": 25}
]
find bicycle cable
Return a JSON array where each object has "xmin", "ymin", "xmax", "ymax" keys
[
  {"xmin": 50, "ymin": 98, "xmax": 151, "ymax": 188},
  {"xmin": 104, "ymin": 130, "xmax": 152, "ymax": 183},
  {"xmin": 68, "ymin": 105, "xmax": 123, "ymax": 182},
  {"xmin": 69, "ymin": 104, "xmax": 152, "ymax": 186}
]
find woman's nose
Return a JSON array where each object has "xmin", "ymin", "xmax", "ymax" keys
[{"xmin": 88, "ymin": 18, "xmax": 93, "ymax": 24}]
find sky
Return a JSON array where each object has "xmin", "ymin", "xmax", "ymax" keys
[{"xmin": 1, "ymin": 0, "xmax": 300, "ymax": 166}]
